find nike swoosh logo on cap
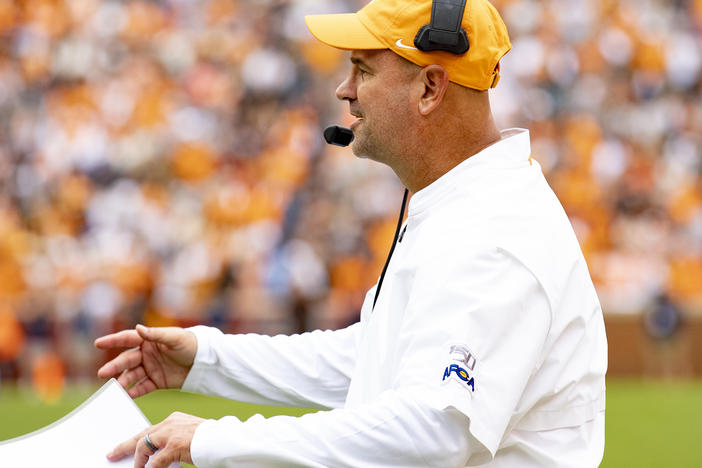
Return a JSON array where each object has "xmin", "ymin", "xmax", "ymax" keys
[{"xmin": 395, "ymin": 39, "xmax": 418, "ymax": 50}]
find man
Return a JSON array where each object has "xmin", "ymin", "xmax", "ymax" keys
[{"xmin": 96, "ymin": 1, "xmax": 608, "ymax": 467}]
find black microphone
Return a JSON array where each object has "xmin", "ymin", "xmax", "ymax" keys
[{"xmin": 323, "ymin": 125, "xmax": 354, "ymax": 147}]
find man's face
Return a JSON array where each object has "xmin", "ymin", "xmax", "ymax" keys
[{"xmin": 335, "ymin": 50, "xmax": 416, "ymax": 164}]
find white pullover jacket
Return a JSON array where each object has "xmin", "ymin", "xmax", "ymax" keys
[{"xmin": 183, "ymin": 129, "xmax": 608, "ymax": 467}]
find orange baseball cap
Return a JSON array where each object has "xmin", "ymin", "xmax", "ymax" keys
[{"xmin": 305, "ymin": 0, "xmax": 512, "ymax": 91}]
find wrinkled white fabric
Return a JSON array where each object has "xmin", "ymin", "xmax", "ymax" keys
[{"xmin": 183, "ymin": 129, "xmax": 607, "ymax": 467}]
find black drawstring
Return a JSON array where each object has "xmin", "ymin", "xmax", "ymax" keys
[{"xmin": 372, "ymin": 188, "xmax": 409, "ymax": 310}]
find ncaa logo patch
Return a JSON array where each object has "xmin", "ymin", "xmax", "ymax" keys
[{"xmin": 441, "ymin": 344, "xmax": 477, "ymax": 392}]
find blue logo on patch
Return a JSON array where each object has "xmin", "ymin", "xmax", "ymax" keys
[{"xmin": 442, "ymin": 364, "xmax": 475, "ymax": 392}]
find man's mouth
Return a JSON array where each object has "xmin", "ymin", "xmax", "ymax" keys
[
  {"xmin": 350, "ymin": 117, "xmax": 363, "ymax": 130},
  {"xmin": 349, "ymin": 108, "xmax": 363, "ymax": 131}
]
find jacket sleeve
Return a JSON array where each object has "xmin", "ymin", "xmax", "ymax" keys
[
  {"xmin": 182, "ymin": 323, "xmax": 360, "ymax": 410},
  {"xmin": 190, "ymin": 390, "xmax": 477, "ymax": 468}
]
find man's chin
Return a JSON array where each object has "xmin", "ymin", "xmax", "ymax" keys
[
  {"xmin": 350, "ymin": 139, "xmax": 369, "ymax": 159},
  {"xmin": 349, "ymin": 132, "xmax": 380, "ymax": 162}
]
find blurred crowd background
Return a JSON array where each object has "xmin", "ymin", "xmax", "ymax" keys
[{"xmin": 0, "ymin": 0, "xmax": 701, "ymax": 401}]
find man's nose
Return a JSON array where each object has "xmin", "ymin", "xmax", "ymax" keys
[{"xmin": 335, "ymin": 74, "xmax": 356, "ymax": 102}]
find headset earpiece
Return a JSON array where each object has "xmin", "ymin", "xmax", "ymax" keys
[{"xmin": 414, "ymin": 0, "xmax": 469, "ymax": 55}]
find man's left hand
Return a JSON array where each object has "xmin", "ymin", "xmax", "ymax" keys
[{"xmin": 107, "ymin": 411, "xmax": 205, "ymax": 468}]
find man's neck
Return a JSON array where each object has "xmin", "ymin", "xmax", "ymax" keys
[{"xmin": 401, "ymin": 125, "xmax": 502, "ymax": 193}]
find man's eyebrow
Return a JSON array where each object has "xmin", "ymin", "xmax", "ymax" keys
[{"xmin": 350, "ymin": 57, "xmax": 372, "ymax": 69}]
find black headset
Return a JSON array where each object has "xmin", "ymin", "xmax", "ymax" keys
[{"xmin": 414, "ymin": 0, "xmax": 469, "ymax": 55}]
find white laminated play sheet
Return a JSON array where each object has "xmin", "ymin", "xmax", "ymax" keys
[{"xmin": 0, "ymin": 378, "xmax": 181, "ymax": 467}]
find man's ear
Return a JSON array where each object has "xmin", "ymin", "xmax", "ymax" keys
[{"xmin": 417, "ymin": 65, "xmax": 449, "ymax": 116}]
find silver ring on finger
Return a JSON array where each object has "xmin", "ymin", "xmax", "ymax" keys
[{"xmin": 144, "ymin": 433, "xmax": 159, "ymax": 452}]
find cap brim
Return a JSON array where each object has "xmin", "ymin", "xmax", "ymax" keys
[{"xmin": 305, "ymin": 13, "xmax": 386, "ymax": 50}]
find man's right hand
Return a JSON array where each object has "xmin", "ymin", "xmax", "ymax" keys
[{"xmin": 95, "ymin": 325, "xmax": 197, "ymax": 398}]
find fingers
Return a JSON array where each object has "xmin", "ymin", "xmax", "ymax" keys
[
  {"xmin": 108, "ymin": 413, "xmax": 201, "ymax": 468},
  {"xmin": 135, "ymin": 324, "xmax": 184, "ymax": 348},
  {"xmin": 146, "ymin": 450, "xmax": 181, "ymax": 468},
  {"xmin": 107, "ymin": 429, "xmax": 163, "ymax": 467},
  {"xmin": 127, "ymin": 377, "xmax": 158, "ymax": 399},
  {"xmin": 97, "ymin": 347, "xmax": 143, "ymax": 379},
  {"xmin": 117, "ymin": 365, "xmax": 146, "ymax": 389},
  {"xmin": 110, "ymin": 427, "xmax": 174, "ymax": 468},
  {"xmin": 135, "ymin": 433, "xmax": 182, "ymax": 468},
  {"xmin": 94, "ymin": 329, "xmax": 143, "ymax": 350},
  {"xmin": 107, "ymin": 429, "xmax": 145, "ymax": 462},
  {"xmin": 133, "ymin": 432, "xmax": 160, "ymax": 468}
]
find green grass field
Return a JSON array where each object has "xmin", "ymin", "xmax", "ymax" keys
[{"xmin": 1, "ymin": 379, "xmax": 700, "ymax": 467}]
